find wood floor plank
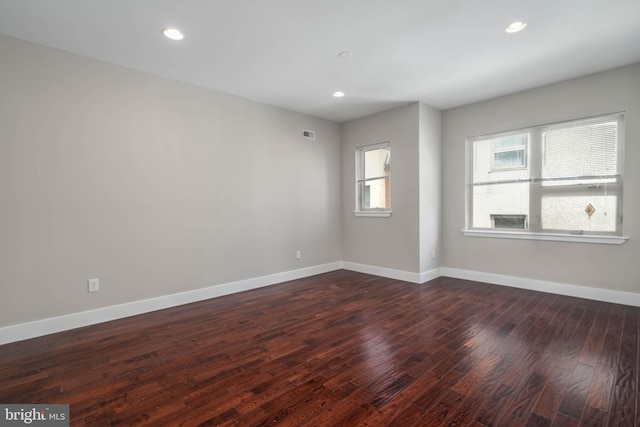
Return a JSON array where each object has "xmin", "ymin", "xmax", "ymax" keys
[
  {"xmin": 558, "ymin": 362, "xmax": 595, "ymax": 419},
  {"xmin": 579, "ymin": 405, "xmax": 608, "ymax": 427},
  {"xmin": 0, "ymin": 270, "xmax": 638, "ymax": 426},
  {"xmin": 475, "ymin": 382, "xmax": 517, "ymax": 426},
  {"xmin": 525, "ymin": 412, "xmax": 552, "ymax": 427},
  {"xmin": 584, "ymin": 362, "xmax": 616, "ymax": 412},
  {"xmin": 607, "ymin": 385, "xmax": 635, "ymax": 427},
  {"xmin": 410, "ymin": 388, "xmax": 465, "ymax": 426},
  {"xmin": 552, "ymin": 412, "xmax": 580, "ymax": 427},
  {"xmin": 509, "ymin": 371, "xmax": 547, "ymax": 419},
  {"xmin": 580, "ymin": 303, "xmax": 612, "ymax": 367},
  {"xmin": 531, "ymin": 368, "xmax": 573, "ymax": 420}
]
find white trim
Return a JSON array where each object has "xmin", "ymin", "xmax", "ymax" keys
[
  {"xmin": 462, "ymin": 229, "xmax": 628, "ymax": 245},
  {"xmin": 419, "ymin": 268, "xmax": 442, "ymax": 284},
  {"xmin": 342, "ymin": 261, "xmax": 439, "ymax": 284},
  {"xmin": 4, "ymin": 261, "xmax": 639, "ymax": 345},
  {"xmin": 0, "ymin": 262, "xmax": 343, "ymax": 345},
  {"xmin": 441, "ymin": 267, "xmax": 640, "ymax": 307},
  {"xmin": 353, "ymin": 210, "xmax": 392, "ymax": 217}
]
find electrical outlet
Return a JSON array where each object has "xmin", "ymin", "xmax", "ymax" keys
[
  {"xmin": 88, "ymin": 278, "xmax": 99, "ymax": 293},
  {"xmin": 296, "ymin": 250, "xmax": 301, "ymax": 260}
]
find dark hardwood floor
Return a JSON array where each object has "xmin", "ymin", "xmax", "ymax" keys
[{"xmin": 0, "ymin": 270, "xmax": 637, "ymax": 426}]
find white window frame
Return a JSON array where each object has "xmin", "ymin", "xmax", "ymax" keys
[
  {"xmin": 464, "ymin": 113, "xmax": 627, "ymax": 244},
  {"xmin": 354, "ymin": 141, "xmax": 392, "ymax": 217}
]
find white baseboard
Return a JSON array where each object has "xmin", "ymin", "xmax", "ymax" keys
[
  {"xmin": 342, "ymin": 261, "xmax": 420, "ymax": 283},
  {"xmin": 441, "ymin": 267, "xmax": 640, "ymax": 307},
  {"xmin": 341, "ymin": 261, "xmax": 440, "ymax": 285},
  {"xmin": 0, "ymin": 262, "xmax": 343, "ymax": 345},
  {"xmin": 420, "ymin": 268, "xmax": 442, "ymax": 284},
  {"xmin": 3, "ymin": 262, "xmax": 638, "ymax": 345}
]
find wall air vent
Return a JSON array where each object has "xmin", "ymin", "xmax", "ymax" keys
[{"xmin": 302, "ymin": 129, "xmax": 316, "ymax": 140}]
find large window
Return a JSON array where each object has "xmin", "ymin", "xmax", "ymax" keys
[
  {"xmin": 355, "ymin": 142, "xmax": 391, "ymax": 216},
  {"xmin": 467, "ymin": 113, "xmax": 624, "ymax": 240}
]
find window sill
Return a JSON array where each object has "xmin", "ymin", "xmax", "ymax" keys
[
  {"xmin": 354, "ymin": 211, "xmax": 392, "ymax": 218},
  {"xmin": 462, "ymin": 229, "xmax": 628, "ymax": 245}
]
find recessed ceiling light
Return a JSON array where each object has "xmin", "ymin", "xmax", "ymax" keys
[
  {"xmin": 332, "ymin": 91, "xmax": 345, "ymax": 98},
  {"xmin": 162, "ymin": 28, "xmax": 184, "ymax": 41},
  {"xmin": 505, "ymin": 21, "xmax": 527, "ymax": 33}
]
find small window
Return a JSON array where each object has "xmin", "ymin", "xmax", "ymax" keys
[
  {"xmin": 491, "ymin": 214, "xmax": 527, "ymax": 229},
  {"xmin": 355, "ymin": 142, "xmax": 391, "ymax": 216},
  {"xmin": 491, "ymin": 134, "xmax": 527, "ymax": 171}
]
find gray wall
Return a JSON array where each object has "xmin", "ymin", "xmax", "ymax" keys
[
  {"xmin": 442, "ymin": 63, "xmax": 640, "ymax": 292},
  {"xmin": 0, "ymin": 35, "xmax": 342, "ymax": 327},
  {"xmin": 2, "ymin": 31, "xmax": 638, "ymax": 330},
  {"xmin": 341, "ymin": 102, "xmax": 442, "ymax": 275},
  {"xmin": 341, "ymin": 103, "xmax": 421, "ymax": 273},
  {"xmin": 419, "ymin": 103, "xmax": 442, "ymax": 273}
]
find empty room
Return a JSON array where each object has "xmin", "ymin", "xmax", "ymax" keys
[{"xmin": 1, "ymin": 1, "xmax": 639, "ymax": 426}]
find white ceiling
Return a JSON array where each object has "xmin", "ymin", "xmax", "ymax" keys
[{"xmin": 1, "ymin": 0, "xmax": 639, "ymax": 122}]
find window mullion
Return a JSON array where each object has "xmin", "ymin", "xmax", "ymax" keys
[{"xmin": 528, "ymin": 128, "xmax": 543, "ymax": 232}]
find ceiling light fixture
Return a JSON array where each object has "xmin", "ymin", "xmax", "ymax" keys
[
  {"xmin": 505, "ymin": 21, "xmax": 527, "ymax": 33},
  {"xmin": 332, "ymin": 91, "xmax": 345, "ymax": 98},
  {"xmin": 162, "ymin": 28, "xmax": 184, "ymax": 41}
]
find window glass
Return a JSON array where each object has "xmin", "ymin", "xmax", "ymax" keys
[
  {"xmin": 542, "ymin": 120, "xmax": 618, "ymax": 181},
  {"xmin": 472, "ymin": 183, "xmax": 529, "ymax": 229},
  {"xmin": 356, "ymin": 143, "xmax": 390, "ymax": 213},
  {"xmin": 492, "ymin": 134, "xmax": 528, "ymax": 170},
  {"xmin": 541, "ymin": 196, "xmax": 617, "ymax": 232},
  {"xmin": 491, "ymin": 215, "xmax": 527, "ymax": 229},
  {"xmin": 467, "ymin": 113, "xmax": 623, "ymax": 236}
]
